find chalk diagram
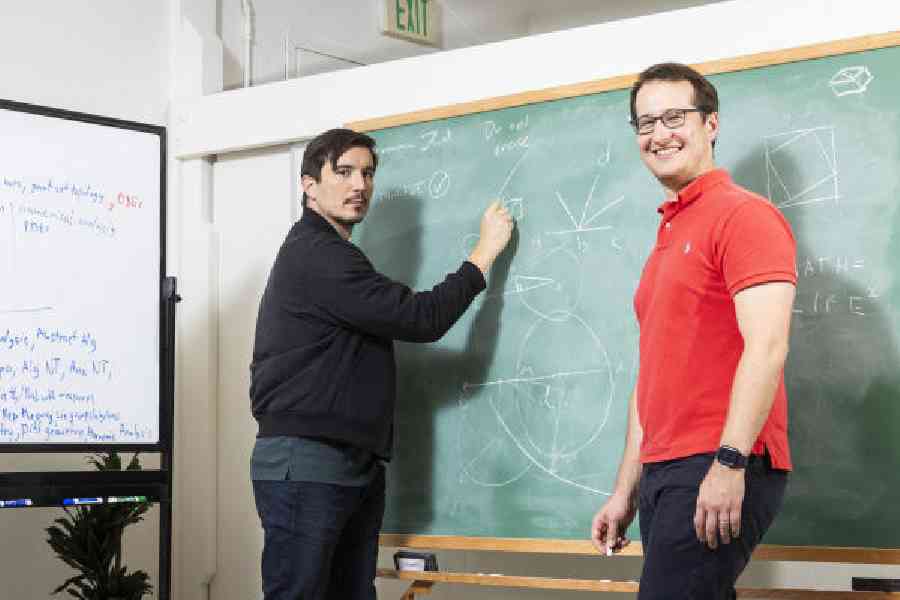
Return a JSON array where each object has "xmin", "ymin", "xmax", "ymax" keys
[
  {"xmin": 472, "ymin": 245, "xmax": 582, "ymax": 323},
  {"xmin": 429, "ymin": 170, "xmax": 451, "ymax": 199},
  {"xmin": 829, "ymin": 66, "xmax": 873, "ymax": 97},
  {"xmin": 550, "ymin": 173, "xmax": 624, "ymax": 238},
  {"xmin": 459, "ymin": 312, "xmax": 616, "ymax": 495},
  {"xmin": 764, "ymin": 126, "xmax": 839, "ymax": 209},
  {"xmin": 464, "ymin": 162, "xmax": 625, "ymax": 319},
  {"xmin": 457, "ymin": 149, "xmax": 528, "ymax": 270},
  {"xmin": 457, "ymin": 161, "xmax": 627, "ymax": 497}
]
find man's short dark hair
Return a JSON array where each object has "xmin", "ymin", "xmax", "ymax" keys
[
  {"xmin": 301, "ymin": 128, "xmax": 378, "ymax": 206},
  {"xmin": 629, "ymin": 62, "xmax": 719, "ymax": 137}
]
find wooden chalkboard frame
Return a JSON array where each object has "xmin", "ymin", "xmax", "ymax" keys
[
  {"xmin": 379, "ymin": 533, "xmax": 900, "ymax": 564},
  {"xmin": 349, "ymin": 31, "xmax": 900, "ymax": 133},
  {"xmin": 377, "ymin": 567, "xmax": 900, "ymax": 598},
  {"xmin": 352, "ymin": 30, "xmax": 900, "ymax": 596}
]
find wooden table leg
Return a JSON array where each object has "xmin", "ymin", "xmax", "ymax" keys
[{"xmin": 401, "ymin": 580, "xmax": 436, "ymax": 599}]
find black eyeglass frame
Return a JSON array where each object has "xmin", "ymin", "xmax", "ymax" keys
[{"xmin": 629, "ymin": 107, "xmax": 711, "ymax": 134}]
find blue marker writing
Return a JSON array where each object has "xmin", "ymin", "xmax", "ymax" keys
[
  {"xmin": 62, "ymin": 497, "xmax": 103, "ymax": 506},
  {"xmin": 0, "ymin": 498, "xmax": 33, "ymax": 508}
]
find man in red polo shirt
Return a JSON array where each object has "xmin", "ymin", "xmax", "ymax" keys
[{"xmin": 590, "ymin": 63, "xmax": 797, "ymax": 599}]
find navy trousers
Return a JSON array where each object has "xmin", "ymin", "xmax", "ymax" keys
[
  {"xmin": 637, "ymin": 453, "xmax": 787, "ymax": 600},
  {"xmin": 252, "ymin": 465, "xmax": 385, "ymax": 600}
]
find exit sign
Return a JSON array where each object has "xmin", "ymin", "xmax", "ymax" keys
[{"xmin": 382, "ymin": 0, "xmax": 440, "ymax": 47}]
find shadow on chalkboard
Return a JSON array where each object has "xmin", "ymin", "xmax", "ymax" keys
[
  {"xmin": 731, "ymin": 150, "xmax": 900, "ymax": 566},
  {"xmin": 357, "ymin": 192, "xmax": 519, "ymax": 532},
  {"xmin": 391, "ymin": 228, "xmax": 520, "ymax": 532}
]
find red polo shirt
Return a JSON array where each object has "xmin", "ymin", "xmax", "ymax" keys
[{"xmin": 634, "ymin": 169, "xmax": 796, "ymax": 470}]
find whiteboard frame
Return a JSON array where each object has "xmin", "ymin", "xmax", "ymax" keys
[{"xmin": 0, "ymin": 98, "xmax": 169, "ymax": 453}]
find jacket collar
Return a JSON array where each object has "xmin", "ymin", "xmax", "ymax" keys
[{"xmin": 299, "ymin": 207, "xmax": 344, "ymax": 238}]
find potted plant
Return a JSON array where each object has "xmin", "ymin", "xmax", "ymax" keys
[{"xmin": 45, "ymin": 452, "xmax": 153, "ymax": 600}]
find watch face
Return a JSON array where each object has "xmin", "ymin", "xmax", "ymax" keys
[{"xmin": 716, "ymin": 446, "xmax": 746, "ymax": 468}]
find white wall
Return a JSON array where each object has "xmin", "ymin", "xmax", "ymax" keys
[
  {"xmin": 209, "ymin": 146, "xmax": 294, "ymax": 600},
  {"xmin": 218, "ymin": 0, "xmax": 727, "ymax": 88},
  {"xmin": 0, "ymin": 2, "xmax": 174, "ymax": 598},
  {"xmin": 523, "ymin": 0, "xmax": 723, "ymax": 35},
  {"xmin": 0, "ymin": 1, "xmax": 170, "ymax": 125},
  {"xmin": 174, "ymin": 0, "xmax": 900, "ymax": 159},
  {"xmin": 169, "ymin": 1, "xmax": 900, "ymax": 599},
  {"xmin": 218, "ymin": 0, "xmax": 532, "ymax": 88}
]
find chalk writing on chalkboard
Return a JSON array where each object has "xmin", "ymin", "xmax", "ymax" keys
[{"xmin": 356, "ymin": 44, "xmax": 900, "ymax": 548}]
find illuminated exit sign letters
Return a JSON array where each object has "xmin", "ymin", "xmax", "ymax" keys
[{"xmin": 382, "ymin": 0, "xmax": 440, "ymax": 47}]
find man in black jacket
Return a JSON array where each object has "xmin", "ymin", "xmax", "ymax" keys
[{"xmin": 250, "ymin": 128, "xmax": 513, "ymax": 600}]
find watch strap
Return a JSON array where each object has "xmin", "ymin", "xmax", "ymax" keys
[{"xmin": 715, "ymin": 445, "xmax": 748, "ymax": 469}]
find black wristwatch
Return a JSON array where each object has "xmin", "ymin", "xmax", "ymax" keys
[{"xmin": 715, "ymin": 445, "xmax": 748, "ymax": 469}]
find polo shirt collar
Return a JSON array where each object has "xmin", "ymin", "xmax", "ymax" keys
[{"xmin": 657, "ymin": 168, "xmax": 731, "ymax": 215}]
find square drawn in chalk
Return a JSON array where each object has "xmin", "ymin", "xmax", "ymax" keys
[{"xmin": 764, "ymin": 127, "xmax": 839, "ymax": 209}]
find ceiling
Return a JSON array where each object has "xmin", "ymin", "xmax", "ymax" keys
[{"xmin": 222, "ymin": 0, "xmax": 727, "ymax": 89}]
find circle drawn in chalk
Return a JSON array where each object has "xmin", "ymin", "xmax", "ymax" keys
[
  {"xmin": 457, "ymin": 311, "xmax": 617, "ymax": 495},
  {"xmin": 429, "ymin": 170, "xmax": 451, "ymax": 198},
  {"xmin": 517, "ymin": 247, "xmax": 582, "ymax": 321},
  {"xmin": 458, "ymin": 390, "xmax": 532, "ymax": 487},
  {"xmin": 511, "ymin": 312, "xmax": 615, "ymax": 460}
]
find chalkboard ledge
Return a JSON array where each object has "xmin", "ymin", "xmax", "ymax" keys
[{"xmin": 379, "ymin": 534, "xmax": 900, "ymax": 564}]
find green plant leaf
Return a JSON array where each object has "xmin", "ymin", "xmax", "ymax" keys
[{"xmin": 48, "ymin": 452, "xmax": 151, "ymax": 599}]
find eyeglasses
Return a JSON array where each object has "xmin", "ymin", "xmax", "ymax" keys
[{"xmin": 631, "ymin": 108, "xmax": 707, "ymax": 135}]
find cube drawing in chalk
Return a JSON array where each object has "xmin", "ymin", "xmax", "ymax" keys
[{"xmin": 829, "ymin": 66, "xmax": 874, "ymax": 97}]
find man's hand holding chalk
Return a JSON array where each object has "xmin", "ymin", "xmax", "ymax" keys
[{"xmin": 590, "ymin": 493, "xmax": 635, "ymax": 557}]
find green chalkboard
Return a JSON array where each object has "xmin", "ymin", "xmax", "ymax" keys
[{"xmin": 353, "ymin": 42, "xmax": 900, "ymax": 549}]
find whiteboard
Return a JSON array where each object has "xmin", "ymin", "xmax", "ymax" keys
[{"xmin": 0, "ymin": 101, "xmax": 164, "ymax": 446}]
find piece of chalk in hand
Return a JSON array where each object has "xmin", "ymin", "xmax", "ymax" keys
[{"xmin": 606, "ymin": 547, "xmax": 613, "ymax": 557}]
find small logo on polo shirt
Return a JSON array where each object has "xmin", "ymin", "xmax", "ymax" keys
[{"xmin": 683, "ymin": 242, "xmax": 692, "ymax": 254}]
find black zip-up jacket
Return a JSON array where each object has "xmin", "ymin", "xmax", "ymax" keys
[{"xmin": 250, "ymin": 209, "xmax": 486, "ymax": 459}]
